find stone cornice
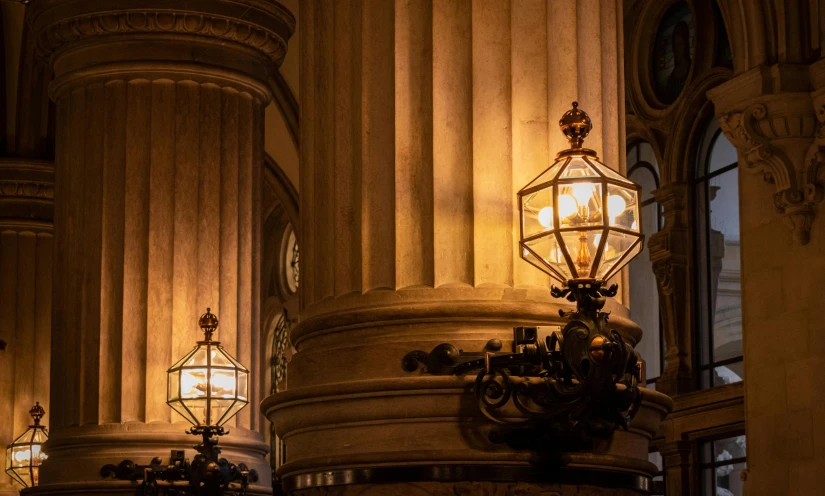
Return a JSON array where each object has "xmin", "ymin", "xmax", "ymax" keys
[
  {"xmin": 0, "ymin": 159, "xmax": 55, "ymax": 227},
  {"xmin": 30, "ymin": 0, "xmax": 295, "ymax": 67}
]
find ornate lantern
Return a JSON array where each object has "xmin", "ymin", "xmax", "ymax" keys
[
  {"xmin": 518, "ymin": 102, "xmax": 643, "ymax": 285},
  {"xmin": 5, "ymin": 403, "xmax": 48, "ymax": 488},
  {"xmin": 167, "ymin": 308, "xmax": 249, "ymax": 431}
]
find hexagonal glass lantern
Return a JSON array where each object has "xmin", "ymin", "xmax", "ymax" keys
[
  {"xmin": 5, "ymin": 403, "xmax": 48, "ymax": 488},
  {"xmin": 518, "ymin": 103, "xmax": 644, "ymax": 284},
  {"xmin": 167, "ymin": 309, "xmax": 249, "ymax": 427}
]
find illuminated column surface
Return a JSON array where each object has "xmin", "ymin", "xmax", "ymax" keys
[
  {"xmin": 27, "ymin": 1, "xmax": 294, "ymax": 494},
  {"xmin": 0, "ymin": 159, "xmax": 53, "ymax": 495},
  {"xmin": 263, "ymin": 1, "xmax": 671, "ymax": 495}
]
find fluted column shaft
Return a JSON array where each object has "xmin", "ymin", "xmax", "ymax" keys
[
  {"xmin": 28, "ymin": 1, "xmax": 293, "ymax": 494},
  {"xmin": 0, "ymin": 159, "xmax": 53, "ymax": 495},
  {"xmin": 264, "ymin": 2, "xmax": 671, "ymax": 494}
]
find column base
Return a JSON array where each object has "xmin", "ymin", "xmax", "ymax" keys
[{"xmin": 29, "ymin": 423, "xmax": 271, "ymax": 495}]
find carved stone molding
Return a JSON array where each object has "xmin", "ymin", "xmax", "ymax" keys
[
  {"xmin": 31, "ymin": 1, "xmax": 295, "ymax": 65},
  {"xmin": 0, "ymin": 159, "xmax": 54, "ymax": 228},
  {"xmin": 710, "ymin": 65, "xmax": 825, "ymax": 245}
]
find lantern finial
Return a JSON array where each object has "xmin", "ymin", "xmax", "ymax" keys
[
  {"xmin": 559, "ymin": 101, "xmax": 592, "ymax": 149},
  {"xmin": 198, "ymin": 307, "xmax": 219, "ymax": 342},
  {"xmin": 29, "ymin": 402, "xmax": 44, "ymax": 426}
]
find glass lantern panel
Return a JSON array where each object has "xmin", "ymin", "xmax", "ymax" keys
[
  {"xmin": 210, "ymin": 369, "xmax": 237, "ymax": 399},
  {"xmin": 237, "ymin": 371, "xmax": 249, "ymax": 400},
  {"xmin": 180, "ymin": 367, "xmax": 209, "ymax": 399},
  {"xmin": 31, "ymin": 443, "xmax": 46, "ymax": 465},
  {"xmin": 606, "ymin": 184, "xmax": 640, "ymax": 231},
  {"xmin": 210, "ymin": 399, "xmax": 235, "ymax": 426},
  {"xmin": 558, "ymin": 157, "xmax": 600, "ymax": 179},
  {"xmin": 168, "ymin": 369, "xmax": 181, "ymax": 401},
  {"xmin": 222, "ymin": 349, "xmax": 247, "ymax": 371},
  {"xmin": 596, "ymin": 231, "xmax": 643, "ymax": 280},
  {"xmin": 558, "ymin": 228, "xmax": 606, "ymax": 278},
  {"xmin": 523, "ymin": 233, "xmax": 574, "ymax": 281},
  {"xmin": 169, "ymin": 399, "xmax": 199, "ymax": 426},
  {"xmin": 184, "ymin": 346, "xmax": 209, "ymax": 367},
  {"xmin": 521, "ymin": 158, "xmax": 567, "ymax": 191},
  {"xmin": 30, "ymin": 430, "xmax": 47, "ymax": 445},
  {"xmin": 557, "ymin": 182, "xmax": 603, "ymax": 229},
  {"xmin": 216, "ymin": 399, "xmax": 247, "ymax": 427},
  {"xmin": 12, "ymin": 429, "xmax": 33, "ymax": 445},
  {"xmin": 170, "ymin": 346, "xmax": 199, "ymax": 370},
  {"xmin": 5, "ymin": 446, "xmax": 10, "ymax": 471},
  {"xmin": 520, "ymin": 243, "xmax": 566, "ymax": 282},
  {"xmin": 181, "ymin": 398, "xmax": 209, "ymax": 425},
  {"xmin": 590, "ymin": 157, "xmax": 636, "ymax": 185},
  {"xmin": 521, "ymin": 186, "xmax": 555, "ymax": 238},
  {"xmin": 9, "ymin": 445, "xmax": 32, "ymax": 468},
  {"xmin": 209, "ymin": 347, "xmax": 232, "ymax": 367},
  {"xmin": 9, "ymin": 466, "xmax": 32, "ymax": 488}
]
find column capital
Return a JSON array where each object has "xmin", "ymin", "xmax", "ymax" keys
[
  {"xmin": 30, "ymin": 0, "xmax": 295, "ymax": 100},
  {"xmin": 708, "ymin": 64, "xmax": 825, "ymax": 245}
]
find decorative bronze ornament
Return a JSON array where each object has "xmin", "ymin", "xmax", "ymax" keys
[
  {"xmin": 5, "ymin": 403, "xmax": 48, "ymax": 488},
  {"xmin": 101, "ymin": 309, "xmax": 257, "ymax": 496},
  {"xmin": 403, "ymin": 104, "xmax": 645, "ymax": 443}
]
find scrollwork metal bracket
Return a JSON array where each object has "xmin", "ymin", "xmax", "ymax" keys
[{"xmin": 402, "ymin": 280, "xmax": 643, "ymax": 444}]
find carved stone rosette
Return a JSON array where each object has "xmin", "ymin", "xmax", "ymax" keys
[{"xmin": 709, "ymin": 66, "xmax": 825, "ymax": 245}]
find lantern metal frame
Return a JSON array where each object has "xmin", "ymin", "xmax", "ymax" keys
[
  {"xmin": 5, "ymin": 403, "xmax": 48, "ymax": 488},
  {"xmin": 100, "ymin": 309, "xmax": 258, "ymax": 496},
  {"xmin": 402, "ymin": 103, "xmax": 645, "ymax": 447}
]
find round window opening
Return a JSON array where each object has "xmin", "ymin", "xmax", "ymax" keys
[{"xmin": 652, "ymin": 1, "xmax": 695, "ymax": 105}]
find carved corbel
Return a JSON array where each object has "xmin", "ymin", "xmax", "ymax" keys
[{"xmin": 719, "ymin": 101, "xmax": 824, "ymax": 244}]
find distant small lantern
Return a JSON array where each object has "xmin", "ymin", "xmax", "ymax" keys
[
  {"xmin": 167, "ymin": 309, "xmax": 249, "ymax": 429},
  {"xmin": 5, "ymin": 403, "xmax": 48, "ymax": 488},
  {"xmin": 518, "ymin": 102, "xmax": 643, "ymax": 284}
]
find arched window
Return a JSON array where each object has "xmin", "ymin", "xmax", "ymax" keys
[
  {"xmin": 694, "ymin": 119, "xmax": 742, "ymax": 389},
  {"xmin": 626, "ymin": 141, "xmax": 663, "ymax": 388}
]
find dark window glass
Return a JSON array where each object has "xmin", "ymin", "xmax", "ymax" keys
[
  {"xmin": 627, "ymin": 142, "xmax": 664, "ymax": 387},
  {"xmin": 694, "ymin": 119, "xmax": 742, "ymax": 388},
  {"xmin": 700, "ymin": 435, "xmax": 747, "ymax": 496}
]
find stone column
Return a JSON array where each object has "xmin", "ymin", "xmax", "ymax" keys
[
  {"xmin": 264, "ymin": 1, "xmax": 671, "ymax": 494},
  {"xmin": 648, "ymin": 183, "xmax": 694, "ymax": 396},
  {"xmin": 27, "ymin": 1, "xmax": 293, "ymax": 494},
  {"xmin": 0, "ymin": 159, "xmax": 53, "ymax": 495},
  {"xmin": 709, "ymin": 62, "xmax": 825, "ymax": 494}
]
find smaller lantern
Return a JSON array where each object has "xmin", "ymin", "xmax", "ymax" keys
[
  {"xmin": 5, "ymin": 403, "xmax": 48, "ymax": 488},
  {"xmin": 167, "ymin": 308, "xmax": 249, "ymax": 428},
  {"xmin": 518, "ymin": 102, "xmax": 643, "ymax": 284}
]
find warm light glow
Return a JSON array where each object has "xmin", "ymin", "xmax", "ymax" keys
[
  {"xmin": 571, "ymin": 183, "xmax": 596, "ymax": 206},
  {"xmin": 538, "ymin": 207, "xmax": 554, "ymax": 228},
  {"xmin": 13, "ymin": 448, "xmax": 30, "ymax": 464},
  {"xmin": 181, "ymin": 369, "xmax": 208, "ymax": 397},
  {"xmin": 32, "ymin": 445, "xmax": 46, "ymax": 462},
  {"xmin": 210, "ymin": 370, "xmax": 237, "ymax": 398},
  {"xmin": 558, "ymin": 194, "xmax": 578, "ymax": 219},
  {"xmin": 607, "ymin": 195, "xmax": 627, "ymax": 225}
]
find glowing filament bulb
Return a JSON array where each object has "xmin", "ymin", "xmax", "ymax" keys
[
  {"xmin": 14, "ymin": 448, "xmax": 31, "ymax": 464},
  {"xmin": 571, "ymin": 183, "xmax": 595, "ymax": 206},
  {"xmin": 558, "ymin": 194, "xmax": 578, "ymax": 220},
  {"xmin": 607, "ymin": 194, "xmax": 627, "ymax": 225},
  {"xmin": 537, "ymin": 207, "xmax": 554, "ymax": 228}
]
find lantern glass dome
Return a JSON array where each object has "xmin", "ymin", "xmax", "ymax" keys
[
  {"xmin": 518, "ymin": 103, "xmax": 644, "ymax": 284},
  {"xmin": 167, "ymin": 309, "xmax": 249, "ymax": 427},
  {"xmin": 5, "ymin": 403, "xmax": 48, "ymax": 488}
]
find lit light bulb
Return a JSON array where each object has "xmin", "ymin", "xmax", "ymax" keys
[
  {"xmin": 210, "ymin": 370, "xmax": 237, "ymax": 398},
  {"xmin": 607, "ymin": 194, "xmax": 627, "ymax": 225},
  {"xmin": 571, "ymin": 183, "xmax": 595, "ymax": 206},
  {"xmin": 32, "ymin": 445, "xmax": 46, "ymax": 462},
  {"xmin": 14, "ymin": 448, "xmax": 31, "ymax": 464},
  {"xmin": 558, "ymin": 194, "xmax": 577, "ymax": 219},
  {"xmin": 537, "ymin": 207, "xmax": 554, "ymax": 228},
  {"xmin": 181, "ymin": 369, "xmax": 208, "ymax": 397}
]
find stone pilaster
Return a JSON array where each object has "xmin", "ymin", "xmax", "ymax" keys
[
  {"xmin": 264, "ymin": 1, "xmax": 671, "ymax": 494},
  {"xmin": 709, "ymin": 62, "xmax": 825, "ymax": 494},
  {"xmin": 0, "ymin": 159, "xmax": 53, "ymax": 495},
  {"xmin": 27, "ymin": 1, "xmax": 294, "ymax": 494},
  {"xmin": 648, "ymin": 183, "xmax": 694, "ymax": 396},
  {"xmin": 659, "ymin": 441, "xmax": 694, "ymax": 496}
]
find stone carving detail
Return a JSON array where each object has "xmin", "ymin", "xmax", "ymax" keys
[
  {"xmin": 36, "ymin": 10, "xmax": 293, "ymax": 63},
  {"xmin": 719, "ymin": 102, "xmax": 824, "ymax": 244},
  {"xmin": 0, "ymin": 180, "xmax": 55, "ymax": 200}
]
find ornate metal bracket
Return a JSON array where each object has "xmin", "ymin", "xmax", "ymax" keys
[
  {"xmin": 101, "ymin": 427, "xmax": 258, "ymax": 496},
  {"xmin": 402, "ymin": 280, "xmax": 642, "ymax": 443}
]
